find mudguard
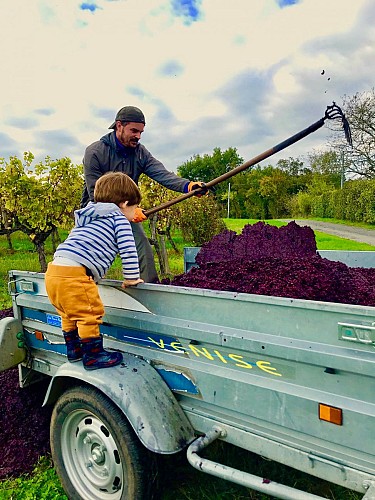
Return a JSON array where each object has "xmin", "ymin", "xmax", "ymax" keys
[
  {"xmin": 43, "ymin": 352, "xmax": 195, "ymax": 454},
  {"xmin": 0, "ymin": 317, "xmax": 26, "ymax": 372}
]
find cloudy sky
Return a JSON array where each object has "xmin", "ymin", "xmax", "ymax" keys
[{"xmin": 0, "ymin": 0, "xmax": 374, "ymax": 173}]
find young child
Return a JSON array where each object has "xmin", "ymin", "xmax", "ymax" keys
[{"xmin": 45, "ymin": 172, "xmax": 144, "ymax": 370}]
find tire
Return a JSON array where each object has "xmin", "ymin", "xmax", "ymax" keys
[{"xmin": 50, "ymin": 385, "xmax": 156, "ymax": 500}]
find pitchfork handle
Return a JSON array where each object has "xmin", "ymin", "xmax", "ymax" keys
[{"xmin": 143, "ymin": 117, "xmax": 325, "ymax": 217}]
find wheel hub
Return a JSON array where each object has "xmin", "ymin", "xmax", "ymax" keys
[
  {"xmin": 61, "ymin": 409, "xmax": 124, "ymax": 499},
  {"xmin": 91, "ymin": 444, "xmax": 106, "ymax": 465}
]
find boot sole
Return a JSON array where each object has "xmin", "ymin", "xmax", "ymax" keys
[{"xmin": 83, "ymin": 360, "xmax": 122, "ymax": 370}]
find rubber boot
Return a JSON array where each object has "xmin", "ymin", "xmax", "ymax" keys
[
  {"xmin": 81, "ymin": 335, "xmax": 123, "ymax": 371},
  {"xmin": 63, "ymin": 329, "xmax": 83, "ymax": 362}
]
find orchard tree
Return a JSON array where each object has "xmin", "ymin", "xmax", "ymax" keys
[
  {"xmin": 175, "ymin": 196, "xmax": 226, "ymax": 247},
  {"xmin": 0, "ymin": 159, "xmax": 17, "ymax": 249},
  {"xmin": 138, "ymin": 175, "xmax": 182, "ymax": 275},
  {"xmin": 0, "ymin": 207, "xmax": 15, "ymax": 250},
  {"xmin": 0, "ymin": 206, "xmax": 15, "ymax": 250},
  {"xmin": 139, "ymin": 174, "xmax": 180, "ymax": 247},
  {"xmin": 1, "ymin": 153, "xmax": 83, "ymax": 271}
]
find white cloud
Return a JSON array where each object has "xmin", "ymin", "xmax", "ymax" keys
[{"xmin": 0, "ymin": 0, "xmax": 373, "ymax": 171}]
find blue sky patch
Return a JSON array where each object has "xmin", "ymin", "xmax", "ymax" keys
[
  {"xmin": 6, "ymin": 117, "xmax": 39, "ymax": 129},
  {"xmin": 127, "ymin": 86, "xmax": 147, "ymax": 99},
  {"xmin": 157, "ymin": 60, "xmax": 184, "ymax": 78},
  {"xmin": 80, "ymin": 2, "xmax": 99, "ymax": 12},
  {"xmin": 171, "ymin": 0, "xmax": 201, "ymax": 24},
  {"xmin": 277, "ymin": 0, "xmax": 299, "ymax": 7},
  {"xmin": 35, "ymin": 108, "xmax": 55, "ymax": 116}
]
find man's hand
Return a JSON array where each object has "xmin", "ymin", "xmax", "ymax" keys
[
  {"xmin": 187, "ymin": 181, "xmax": 209, "ymax": 197},
  {"xmin": 132, "ymin": 207, "xmax": 147, "ymax": 223},
  {"xmin": 121, "ymin": 278, "xmax": 144, "ymax": 288}
]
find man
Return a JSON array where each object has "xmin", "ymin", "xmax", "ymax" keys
[{"xmin": 81, "ymin": 105, "xmax": 205, "ymax": 283}]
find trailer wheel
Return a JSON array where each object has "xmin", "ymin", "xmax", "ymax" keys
[{"xmin": 50, "ymin": 385, "xmax": 155, "ymax": 500}]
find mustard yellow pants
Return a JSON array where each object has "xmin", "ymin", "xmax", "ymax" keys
[{"xmin": 45, "ymin": 263, "xmax": 104, "ymax": 339}]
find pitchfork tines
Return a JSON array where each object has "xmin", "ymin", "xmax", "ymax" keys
[{"xmin": 324, "ymin": 101, "xmax": 352, "ymax": 146}]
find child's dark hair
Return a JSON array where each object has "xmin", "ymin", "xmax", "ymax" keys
[{"xmin": 94, "ymin": 172, "xmax": 141, "ymax": 206}]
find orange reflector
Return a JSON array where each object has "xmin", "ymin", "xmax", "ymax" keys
[
  {"xmin": 34, "ymin": 330, "xmax": 44, "ymax": 341},
  {"xmin": 319, "ymin": 403, "xmax": 342, "ymax": 425}
]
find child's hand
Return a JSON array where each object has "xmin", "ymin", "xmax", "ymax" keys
[{"xmin": 121, "ymin": 278, "xmax": 144, "ymax": 288}]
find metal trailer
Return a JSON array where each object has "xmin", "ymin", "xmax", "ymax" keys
[{"xmin": 1, "ymin": 250, "xmax": 375, "ymax": 500}]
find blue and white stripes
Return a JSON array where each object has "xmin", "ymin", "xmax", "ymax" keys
[{"xmin": 55, "ymin": 202, "xmax": 140, "ymax": 282}]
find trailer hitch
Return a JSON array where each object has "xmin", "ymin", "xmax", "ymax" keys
[{"xmin": 144, "ymin": 102, "xmax": 352, "ymax": 216}]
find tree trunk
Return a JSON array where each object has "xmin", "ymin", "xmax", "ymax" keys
[
  {"xmin": 24, "ymin": 227, "xmax": 55, "ymax": 272},
  {"xmin": 51, "ymin": 228, "xmax": 61, "ymax": 253},
  {"xmin": 35, "ymin": 241, "xmax": 47, "ymax": 272},
  {"xmin": 166, "ymin": 225, "xmax": 179, "ymax": 253},
  {"xmin": 149, "ymin": 216, "xmax": 167, "ymax": 275},
  {"xmin": 158, "ymin": 232, "xmax": 170, "ymax": 275},
  {"xmin": 6, "ymin": 231, "xmax": 13, "ymax": 251}
]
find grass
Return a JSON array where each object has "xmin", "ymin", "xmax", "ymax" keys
[
  {"xmin": 0, "ymin": 219, "xmax": 371, "ymax": 499},
  {"xmin": 0, "ymin": 456, "xmax": 67, "ymax": 500}
]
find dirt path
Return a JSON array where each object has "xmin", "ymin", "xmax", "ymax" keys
[{"xmin": 283, "ymin": 220, "xmax": 375, "ymax": 247}]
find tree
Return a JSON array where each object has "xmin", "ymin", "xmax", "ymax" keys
[
  {"xmin": 177, "ymin": 147, "xmax": 244, "ymax": 213},
  {"xmin": 0, "ymin": 157, "xmax": 22, "ymax": 249},
  {"xmin": 0, "ymin": 153, "xmax": 83, "ymax": 271},
  {"xmin": 0, "ymin": 159, "xmax": 17, "ymax": 250},
  {"xmin": 138, "ymin": 175, "xmax": 182, "ymax": 276},
  {"xmin": 176, "ymin": 196, "xmax": 226, "ymax": 246},
  {"xmin": 229, "ymin": 164, "xmax": 306, "ymax": 219},
  {"xmin": 276, "ymin": 156, "xmax": 313, "ymax": 196},
  {"xmin": 277, "ymin": 157, "xmax": 305, "ymax": 176},
  {"xmin": 0, "ymin": 205, "xmax": 15, "ymax": 250},
  {"xmin": 307, "ymin": 150, "xmax": 343, "ymax": 188},
  {"xmin": 331, "ymin": 88, "xmax": 375, "ymax": 178}
]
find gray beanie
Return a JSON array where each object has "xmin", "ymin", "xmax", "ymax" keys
[{"xmin": 109, "ymin": 106, "xmax": 146, "ymax": 129}]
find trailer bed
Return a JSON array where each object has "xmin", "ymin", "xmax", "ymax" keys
[{"xmin": 4, "ymin": 250, "xmax": 375, "ymax": 497}]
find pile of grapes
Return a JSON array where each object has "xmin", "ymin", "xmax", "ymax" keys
[
  {"xmin": 170, "ymin": 221, "xmax": 375, "ymax": 306},
  {"xmin": 0, "ymin": 308, "xmax": 51, "ymax": 479}
]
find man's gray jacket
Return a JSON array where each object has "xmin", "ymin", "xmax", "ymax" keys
[{"xmin": 81, "ymin": 131, "xmax": 189, "ymax": 206}]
